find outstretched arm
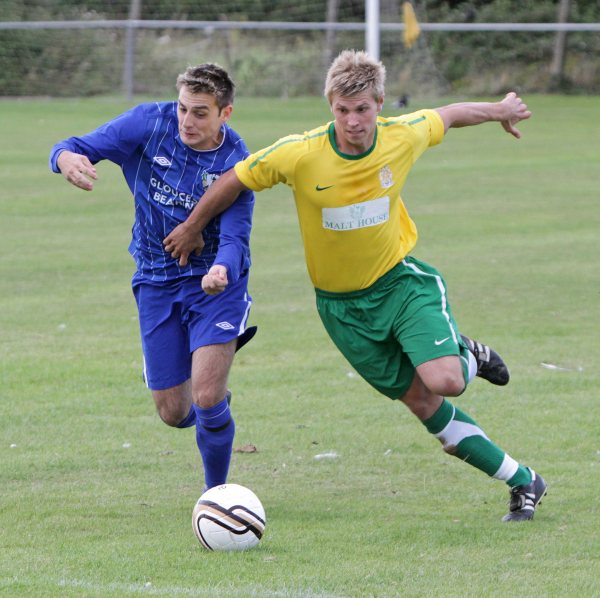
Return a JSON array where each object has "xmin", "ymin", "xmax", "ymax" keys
[
  {"xmin": 435, "ymin": 92, "xmax": 531, "ymax": 138},
  {"xmin": 163, "ymin": 168, "xmax": 248, "ymax": 266}
]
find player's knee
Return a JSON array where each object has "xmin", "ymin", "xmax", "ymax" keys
[
  {"xmin": 421, "ymin": 367, "xmax": 465, "ymax": 397},
  {"xmin": 191, "ymin": 386, "xmax": 225, "ymax": 410},
  {"xmin": 157, "ymin": 404, "xmax": 188, "ymax": 427},
  {"xmin": 416, "ymin": 356, "xmax": 465, "ymax": 398},
  {"xmin": 434, "ymin": 373, "xmax": 465, "ymax": 397},
  {"xmin": 152, "ymin": 392, "xmax": 191, "ymax": 427}
]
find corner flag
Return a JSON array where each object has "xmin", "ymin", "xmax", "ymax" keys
[{"xmin": 403, "ymin": 1, "xmax": 421, "ymax": 48}]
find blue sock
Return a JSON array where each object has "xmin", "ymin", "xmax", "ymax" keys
[
  {"xmin": 193, "ymin": 397, "xmax": 235, "ymax": 489},
  {"xmin": 175, "ymin": 406, "xmax": 196, "ymax": 428}
]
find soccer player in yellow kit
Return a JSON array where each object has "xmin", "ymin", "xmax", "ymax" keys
[{"xmin": 163, "ymin": 50, "xmax": 547, "ymax": 522}]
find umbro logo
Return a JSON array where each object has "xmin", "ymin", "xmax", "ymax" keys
[
  {"xmin": 316, "ymin": 184, "xmax": 334, "ymax": 191},
  {"xmin": 216, "ymin": 321, "xmax": 235, "ymax": 330},
  {"xmin": 153, "ymin": 156, "xmax": 172, "ymax": 167}
]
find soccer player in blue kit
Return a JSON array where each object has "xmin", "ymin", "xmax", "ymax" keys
[{"xmin": 49, "ymin": 64, "xmax": 255, "ymax": 492}]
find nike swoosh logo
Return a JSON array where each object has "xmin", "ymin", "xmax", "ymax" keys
[
  {"xmin": 316, "ymin": 184, "xmax": 334, "ymax": 191},
  {"xmin": 434, "ymin": 337, "xmax": 450, "ymax": 346}
]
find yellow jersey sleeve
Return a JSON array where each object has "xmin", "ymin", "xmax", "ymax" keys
[
  {"xmin": 234, "ymin": 130, "xmax": 320, "ymax": 191},
  {"xmin": 384, "ymin": 109, "xmax": 445, "ymax": 163},
  {"xmin": 234, "ymin": 136, "xmax": 293, "ymax": 191}
]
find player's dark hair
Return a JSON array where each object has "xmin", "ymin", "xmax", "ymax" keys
[{"xmin": 176, "ymin": 64, "xmax": 235, "ymax": 111}]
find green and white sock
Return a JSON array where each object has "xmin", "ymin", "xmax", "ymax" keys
[
  {"xmin": 465, "ymin": 350, "xmax": 477, "ymax": 383},
  {"xmin": 423, "ymin": 399, "xmax": 532, "ymax": 487}
]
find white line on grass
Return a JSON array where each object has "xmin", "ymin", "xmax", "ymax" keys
[{"xmin": 53, "ymin": 577, "xmax": 339, "ymax": 598}]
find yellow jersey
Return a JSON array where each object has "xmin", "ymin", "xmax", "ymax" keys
[{"xmin": 234, "ymin": 109, "xmax": 445, "ymax": 292}]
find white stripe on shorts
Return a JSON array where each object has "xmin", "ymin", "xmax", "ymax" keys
[
  {"xmin": 239, "ymin": 292, "xmax": 252, "ymax": 335},
  {"xmin": 401, "ymin": 259, "xmax": 458, "ymax": 344}
]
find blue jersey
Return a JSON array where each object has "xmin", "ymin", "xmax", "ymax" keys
[{"xmin": 49, "ymin": 102, "xmax": 253, "ymax": 284}]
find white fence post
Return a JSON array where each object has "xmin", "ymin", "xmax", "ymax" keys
[{"xmin": 365, "ymin": 0, "xmax": 380, "ymax": 61}]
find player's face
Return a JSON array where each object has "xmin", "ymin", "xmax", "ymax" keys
[
  {"xmin": 177, "ymin": 88, "xmax": 232, "ymax": 151},
  {"xmin": 330, "ymin": 92, "xmax": 384, "ymax": 155}
]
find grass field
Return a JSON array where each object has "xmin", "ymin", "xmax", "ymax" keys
[{"xmin": 1, "ymin": 94, "xmax": 599, "ymax": 597}]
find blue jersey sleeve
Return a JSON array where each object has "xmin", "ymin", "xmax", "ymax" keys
[
  {"xmin": 213, "ymin": 188, "xmax": 254, "ymax": 285},
  {"xmin": 49, "ymin": 103, "xmax": 158, "ymax": 172}
]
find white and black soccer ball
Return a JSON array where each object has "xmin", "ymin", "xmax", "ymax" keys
[{"xmin": 192, "ymin": 483, "xmax": 266, "ymax": 551}]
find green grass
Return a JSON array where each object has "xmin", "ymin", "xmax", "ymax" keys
[{"xmin": 1, "ymin": 94, "xmax": 599, "ymax": 597}]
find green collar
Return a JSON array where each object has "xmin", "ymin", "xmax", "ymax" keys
[{"xmin": 328, "ymin": 122, "xmax": 377, "ymax": 160}]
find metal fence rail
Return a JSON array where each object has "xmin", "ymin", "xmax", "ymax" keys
[{"xmin": 2, "ymin": 20, "xmax": 600, "ymax": 31}]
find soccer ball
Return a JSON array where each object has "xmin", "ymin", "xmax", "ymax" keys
[{"xmin": 192, "ymin": 483, "xmax": 266, "ymax": 551}]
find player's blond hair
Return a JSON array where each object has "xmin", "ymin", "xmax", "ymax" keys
[{"xmin": 324, "ymin": 50, "xmax": 386, "ymax": 103}]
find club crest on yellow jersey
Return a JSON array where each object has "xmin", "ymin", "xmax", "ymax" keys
[{"xmin": 379, "ymin": 165, "xmax": 394, "ymax": 189}]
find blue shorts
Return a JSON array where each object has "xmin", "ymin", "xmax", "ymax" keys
[{"xmin": 132, "ymin": 273, "xmax": 252, "ymax": 391}]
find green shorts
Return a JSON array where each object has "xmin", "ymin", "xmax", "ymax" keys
[{"xmin": 315, "ymin": 257, "xmax": 469, "ymax": 400}]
